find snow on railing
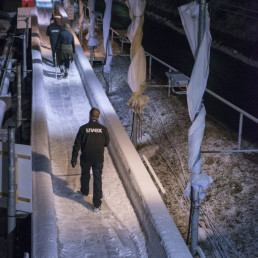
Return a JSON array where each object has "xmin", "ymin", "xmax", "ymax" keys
[
  {"xmin": 108, "ymin": 28, "xmax": 258, "ymax": 152},
  {"xmin": 142, "ymin": 51, "xmax": 258, "ymax": 153}
]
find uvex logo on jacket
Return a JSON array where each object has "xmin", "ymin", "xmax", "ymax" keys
[{"xmin": 86, "ymin": 128, "xmax": 103, "ymax": 133}]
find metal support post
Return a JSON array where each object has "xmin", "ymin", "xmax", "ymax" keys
[
  {"xmin": 190, "ymin": 186, "xmax": 200, "ymax": 254},
  {"xmin": 121, "ymin": 40, "xmax": 124, "ymax": 54},
  {"xmin": 190, "ymin": 0, "xmax": 206, "ymax": 255},
  {"xmin": 90, "ymin": 47, "xmax": 94, "ymax": 66},
  {"xmin": 25, "ymin": 17, "xmax": 29, "ymax": 48},
  {"xmin": 16, "ymin": 64, "xmax": 22, "ymax": 129},
  {"xmin": 198, "ymin": 0, "xmax": 206, "ymax": 48},
  {"xmin": 105, "ymin": 72, "xmax": 110, "ymax": 94},
  {"xmin": 80, "ymin": 27, "xmax": 83, "ymax": 44},
  {"xmin": 132, "ymin": 112, "xmax": 137, "ymax": 147},
  {"xmin": 111, "ymin": 30, "xmax": 114, "ymax": 44},
  {"xmin": 148, "ymin": 55, "xmax": 152, "ymax": 82},
  {"xmin": 16, "ymin": 64, "xmax": 22, "ymax": 143},
  {"xmin": 238, "ymin": 113, "xmax": 243, "ymax": 150},
  {"xmin": 23, "ymin": 33, "xmax": 27, "ymax": 80},
  {"xmin": 7, "ymin": 126, "xmax": 16, "ymax": 258},
  {"xmin": 168, "ymin": 69, "xmax": 171, "ymax": 97}
]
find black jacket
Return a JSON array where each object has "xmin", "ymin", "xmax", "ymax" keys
[
  {"xmin": 46, "ymin": 23, "xmax": 62, "ymax": 49},
  {"xmin": 55, "ymin": 29, "xmax": 75, "ymax": 53},
  {"xmin": 52, "ymin": 11, "xmax": 62, "ymax": 26},
  {"xmin": 72, "ymin": 119, "xmax": 110, "ymax": 163}
]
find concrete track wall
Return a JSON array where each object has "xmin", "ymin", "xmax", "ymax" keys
[{"xmin": 31, "ymin": 7, "xmax": 58, "ymax": 258}]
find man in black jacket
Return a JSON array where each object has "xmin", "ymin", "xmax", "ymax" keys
[
  {"xmin": 46, "ymin": 17, "xmax": 62, "ymax": 66},
  {"xmin": 52, "ymin": 5, "xmax": 62, "ymax": 26},
  {"xmin": 71, "ymin": 108, "xmax": 110, "ymax": 212},
  {"xmin": 55, "ymin": 23, "xmax": 75, "ymax": 78}
]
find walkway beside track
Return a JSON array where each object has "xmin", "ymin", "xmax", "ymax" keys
[
  {"xmin": 31, "ymin": 2, "xmax": 192, "ymax": 258},
  {"xmin": 31, "ymin": 6, "xmax": 147, "ymax": 258}
]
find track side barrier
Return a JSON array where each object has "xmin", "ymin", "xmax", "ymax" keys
[
  {"xmin": 73, "ymin": 27, "xmax": 192, "ymax": 258},
  {"xmin": 31, "ymin": 7, "xmax": 58, "ymax": 258}
]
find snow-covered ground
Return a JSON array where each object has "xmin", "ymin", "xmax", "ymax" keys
[
  {"xmin": 88, "ymin": 15, "xmax": 258, "ymax": 256},
  {"xmin": 94, "ymin": 54, "xmax": 258, "ymax": 257}
]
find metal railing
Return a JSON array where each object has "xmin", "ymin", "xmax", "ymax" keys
[
  {"xmin": 146, "ymin": 51, "xmax": 258, "ymax": 153},
  {"xmin": 204, "ymin": 89, "xmax": 258, "ymax": 152},
  {"xmin": 109, "ymin": 29, "xmax": 257, "ymax": 152},
  {"xmin": 110, "ymin": 28, "xmax": 130, "ymax": 55}
]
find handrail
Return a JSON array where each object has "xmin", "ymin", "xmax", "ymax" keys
[
  {"xmin": 205, "ymin": 88, "xmax": 258, "ymax": 123},
  {"xmin": 145, "ymin": 51, "xmax": 178, "ymax": 72},
  {"xmin": 146, "ymin": 51, "xmax": 258, "ymax": 121},
  {"xmin": 144, "ymin": 51, "xmax": 258, "ymax": 123},
  {"xmin": 146, "ymin": 51, "xmax": 258, "ymax": 151},
  {"xmin": 109, "ymin": 27, "xmax": 258, "ymax": 151},
  {"xmin": 110, "ymin": 28, "xmax": 130, "ymax": 54}
]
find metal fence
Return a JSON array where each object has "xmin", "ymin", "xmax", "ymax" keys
[
  {"xmin": 109, "ymin": 28, "xmax": 258, "ymax": 152},
  {"xmin": 146, "ymin": 51, "xmax": 258, "ymax": 153}
]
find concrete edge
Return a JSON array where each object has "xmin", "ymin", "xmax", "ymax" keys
[
  {"xmin": 31, "ymin": 7, "xmax": 58, "ymax": 258},
  {"xmin": 72, "ymin": 28, "xmax": 192, "ymax": 258}
]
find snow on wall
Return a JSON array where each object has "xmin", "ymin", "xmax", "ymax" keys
[{"xmin": 31, "ymin": 7, "xmax": 58, "ymax": 258}]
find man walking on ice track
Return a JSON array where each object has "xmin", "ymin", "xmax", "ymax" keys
[
  {"xmin": 71, "ymin": 108, "xmax": 110, "ymax": 212},
  {"xmin": 46, "ymin": 17, "xmax": 62, "ymax": 66}
]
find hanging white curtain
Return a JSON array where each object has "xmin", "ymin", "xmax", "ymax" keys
[
  {"xmin": 103, "ymin": 0, "xmax": 113, "ymax": 73},
  {"xmin": 87, "ymin": 0, "xmax": 98, "ymax": 47},
  {"xmin": 63, "ymin": 0, "xmax": 69, "ymax": 10},
  {"xmin": 126, "ymin": 0, "xmax": 148, "ymax": 116},
  {"xmin": 178, "ymin": 1, "xmax": 213, "ymax": 200},
  {"xmin": 78, "ymin": 0, "xmax": 84, "ymax": 33}
]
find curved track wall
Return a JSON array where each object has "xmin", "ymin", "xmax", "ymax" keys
[{"xmin": 31, "ymin": 7, "xmax": 58, "ymax": 258}]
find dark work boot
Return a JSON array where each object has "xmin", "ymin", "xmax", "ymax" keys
[
  {"xmin": 64, "ymin": 68, "xmax": 68, "ymax": 78},
  {"xmin": 60, "ymin": 66, "xmax": 64, "ymax": 75}
]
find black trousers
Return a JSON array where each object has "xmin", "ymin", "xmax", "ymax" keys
[
  {"xmin": 80, "ymin": 160, "xmax": 103, "ymax": 208},
  {"xmin": 50, "ymin": 46, "xmax": 56, "ymax": 65},
  {"xmin": 59, "ymin": 59, "xmax": 70, "ymax": 69}
]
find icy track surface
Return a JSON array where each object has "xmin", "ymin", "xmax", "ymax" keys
[{"xmin": 37, "ymin": 7, "xmax": 147, "ymax": 257}]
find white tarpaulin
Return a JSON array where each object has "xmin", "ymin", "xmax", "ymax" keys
[
  {"xmin": 126, "ymin": 0, "xmax": 148, "ymax": 115},
  {"xmin": 87, "ymin": 0, "xmax": 98, "ymax": 47},
  {"xmin": 178, "ymin": 1, "xmax": 213, "ymax": 200},
  {"xmin": 103, "ymin": 0, "xmax": 113, "ymax": 74},
  {"xmin": 78, "ymin": 0, "xmax": 84, "ymax": 33}
]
